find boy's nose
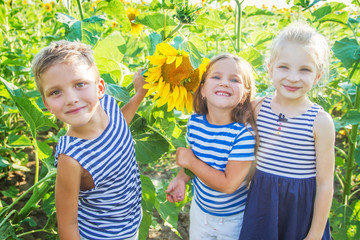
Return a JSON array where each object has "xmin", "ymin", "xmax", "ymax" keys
[{"xmin": 65, "ymin": 92, "xmax": 79, "ymax": 105}]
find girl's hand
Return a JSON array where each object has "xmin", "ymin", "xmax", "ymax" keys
[
  {"xmin": 176, "ymin": 147, "xmax": 196, "ymax": 169},
  {"xmin": 165, "ymin": 178, "xmax": 186, "ymax": 203}
]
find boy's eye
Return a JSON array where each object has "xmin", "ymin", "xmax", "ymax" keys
[
  {"xmin": 211, "ymin": 76, "xmax": 220, "ymax": 80},
  {"xmin": 76, "ymin": 82, "xmax": 85, "ymax": 88},
  {"xmin": 231, "ymin": 78, "xmax": 240, "ymax": 83},
  {"xmin": 279, "ymin": 66, "xmax": 288, "ymax": 69},
  {"xmin": 301, "ymin": 68, "xmax": 311, "ymax": 72},
  {"xmin": 50, "ymin": 90, "xmax": 60, "ymax": 96}
]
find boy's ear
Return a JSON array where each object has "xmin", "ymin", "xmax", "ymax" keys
[
  {"xmin": 97, "ymin": 78, "xmax": 106, "ymax": 99},
  {"xmin": 268, "ymin": 63, "xmax": 273, "ymax": 77},
  {"xmin": 314, "ymin": 72, "xmax": 322, "ymax": 85},
  {"xmin": 42, "ymin": 97, "xmax": 52, "ymax": 113}
]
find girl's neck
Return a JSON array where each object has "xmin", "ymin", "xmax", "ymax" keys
[
  {"xmin": 271, "ymin": 94, "xmax": 313, "ymax": 117},
  {"xmin": 206, "ymin": 110, "xmax": 233, "ymax": 125},
  {"xmin": 67, "ymin": 105, "xmax": 109, "ymax": 140}
]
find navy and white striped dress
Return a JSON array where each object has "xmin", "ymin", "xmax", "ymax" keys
[
  {"xmin": 55, "ymin": 94, "xmax": 142, "ymax": 240},
  {"xmin": 187, "ymin": 114, "xmax": 256, "ymax": 217},
  {"xmin": 239, "ymin": 97, "xmax": 331, "ymax": 240}
]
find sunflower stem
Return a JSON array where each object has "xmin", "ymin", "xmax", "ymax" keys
[
  {"xmin": 76, "ymin": 0, "xmax": 84, "ymax": 21},
  {"xmin": 166, "ymin": 22, "xmax": 185, "ymax": 40}
]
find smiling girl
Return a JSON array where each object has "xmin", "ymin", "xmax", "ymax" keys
[{"xmin": 166, "ymin": 54, "xmax": 257, "ymax": 239}]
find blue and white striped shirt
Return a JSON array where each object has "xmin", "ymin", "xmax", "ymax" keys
[
  {"xmin": 55, "ymin": 94, "xmax": 142, "ymax": 239},
  {"xmin": 256, "ymin": 97, "xmax": 321, "ymax": 179},
  {"xmin": 187, "ymin": 114, "xmax": 256, "ymax": 216}
]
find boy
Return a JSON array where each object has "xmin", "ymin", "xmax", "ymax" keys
[{"xmin": 32, "ymin": 40, "xmax": 147, "ymax": 240}]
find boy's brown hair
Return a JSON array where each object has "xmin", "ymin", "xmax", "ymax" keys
[{"xmin": 32, "ymin": 40, "xmax": 99, "ymax": 97}]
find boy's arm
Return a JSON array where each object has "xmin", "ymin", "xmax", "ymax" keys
[
  {"xmin": 176, "ymin": 147, "xmax": 253, "ymax": 194},
  {"xmin": 55, "ymin": 154, "xmax": 82, "ymax": 240},
  {"xmin": 165, "ymin": 168, "xmax": 191, "ymax": 202},
  {"xmin": 121, "ymin": 69, "xmax": 148, "ymax": 124},
  {"xmin": 305, "ymin": 110, "xmax": 335, "ymax": 240}
]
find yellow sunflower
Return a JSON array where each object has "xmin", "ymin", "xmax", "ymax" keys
[
  {"xmin": 126, "ymin": 7, "xmax": 143, "ymax": 35},
  {"xmin": 41, "ymin": 2, "xmax": 52, "ymax": 12},
  {"xmin": 144, "ymin": 43, "xmax": 209, "ymax": 113}
]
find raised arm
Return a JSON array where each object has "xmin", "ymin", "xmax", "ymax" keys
[
  {"xmin": 305, "ymin": 110, "xmax": 335, "ymax": 240},
  {"xmin": 176, "ymin": 147, "xmax": 253, "ymax": 194},
  {"xmin": 121, "ymin": 69, "xmax": 148, "ymax": 124},
  {"xmin": 55, "ymin": 155, "xmax": 82, "ymax": 240}
]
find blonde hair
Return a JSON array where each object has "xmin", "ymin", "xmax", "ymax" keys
[
  {"xmin": 32, "ymin": 40, "xmax": 99, "ymax": 97},
  {"xmin": 268, "ymin": 23, "xmax": 330, "ymax": 80}
]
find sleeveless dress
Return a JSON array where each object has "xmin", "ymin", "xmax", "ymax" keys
[
  {"xmin": 239, "ymin": 97, "xmax": 331, "ymax": 240},
  {"xmin": 55, "ymin": 94, "xmax": 142, "ymax": 240}
]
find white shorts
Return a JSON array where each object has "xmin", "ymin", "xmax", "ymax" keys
[{"xmin": 189, "ymin": 200, "xmax": 244, "ymax": 240}]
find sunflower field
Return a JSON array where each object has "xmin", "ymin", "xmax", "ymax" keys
[{"xmin": 0, "ymin": 0, "xmax": 360, "ymax": 239}]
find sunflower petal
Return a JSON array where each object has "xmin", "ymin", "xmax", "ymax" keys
[
  {"xmin": 157, "ymin": 42, "xmax": 178, "ymax": 56},
  {"xmin": 186, "ymin": 92, "xmax": 193, "ymax": 113},
  {"xmin": 173, "ymin": 85, "xmax": 179, "ymax": 102},
  {"xmin": 175, "ymin": 56, "xmax": 183, "ymax": 68},
  {"xmin": 167, "ymin": 95, "xmax": 176, "ymax": 112},
  {"xmin": 162, "ymin": 82, "xmax": 171, "ymax": 101},
  {"xmin": 166, "ymin": 56, "xmax": 176, "ymax": 65}
]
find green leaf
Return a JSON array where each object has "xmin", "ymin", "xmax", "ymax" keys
[
  {"xmin": 136, "ymin": 13, "xmax": 177, "ymax": 31},
  {"xmin": 94, "ymin": 31, "xmax": 126, "ymax": 80},
  {"xmin": 244, "ymin": 6, "xmax": 274, "ymax": 17},
  {"xmin": 239, "ymin": 47, "xmax": 263, "ymax": 69},
  {"xmin": 0, "ymin": 77, "xmax": 58, "ymax": 140},
  {"xmin": 36, "ymin": 141, "xmax": 53, "ymax": 160},
  {"xmin": 105, "ymin": 83, "xmax": 131, "ymax": 104},
  {"xmin": 8, "ymin": 134, "xmax": 32, "ymax": 147},
  {"xmin": 55, "ymin": 13, "xmax": 105, "ymax": 46},
  {"xmin": 341, "ymin": 110, "xmax": 360, "ymax": 125},
  {"xmin": 134, "ymin": 132, "xmax": 169, "ymax": 164},
  {"xmin": 332, "ymin": 38, "xmax": 360, "ymax": 69},
  {"xmin": 97, "ymin": 0, "xmax": 131, "ymax": 32},
  {"xmin": 335, "ymin": 156, "xmax": 345, "ymax": 167},
  {"xmin": 0, "ymin": 221, "xmax": 19, "ymax": 240},
  {"xmin": 0, "ymin": 157, "xmax": 9, "ymax": 168},
  {"xmin": 251, "ymin": 30, "xmax": 274, "ymax": 47},
  {"xmin": 148, "ymin": 32, "xmax": 162, "ymax": 55},
  {"xmin": 312, "ymin": 2, "xmax": 347, "ymax": 21},
  {"xmin": 184, "ymin": 37, "xmax": 205, "ymax": 69},
  {"xmin": 319, "ymin": 12, "xmax": 349, "ymax": 25},
  {"xmin": 155, "ymin": 187, "xmax": 181, "ymax": 232},
  {"xmin": 1, "ymin": 186, "xmax": 18, "ymax": 198},
  {"xmin": 196, "ymin": 10, "xmax": 227, "ymax": 29},
  {"xmin": 139, "ymin": 210, "xmax": 152, "ymax": 240},
  {"xmin": 141, "ymin": 175, "xmax": 156, "ymax": 212}
]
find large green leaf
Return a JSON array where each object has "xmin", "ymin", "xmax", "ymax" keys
[
  {"xmin": 8, "ymin": 134, "xmax": 32, "ymax": 147},
  {"xmin": 184, "ymin": 37, "xmax": 205, "ymax": 69},
  {"xmin": 196, "ymin": 10, "xmax": 227, "ymax": 29},
  {"xmin": 55, "ymin": 13, "xmax": 105, "ymax": 46},
  {"xmin": 0, "ymin": 77, "xmax": 58, "ymax": 140},
  {"xmin": 311, "ymin": 2, "xmax": 347, "ymax": 21},
  {"xmin": 93, "ymin": 31, "xmax": 126, "ymax": 80},
  {"xmin": 139, "ymin": 175, "xmax": 156, "ymax": 240},
  {"xmin": 136, "ymin": 13, "xmax": 176, "ymax": 31},
  {"xmin": 319, "ymin": 12, "xmax": 349, "ymax": 25},
  {"xmin": 239, "ymin": 47, "xmax": 263, "ymax": 69},
  {"xmin": 133, "ymin": 132, "xmax": 169, "ymax": 164},
  {"xmin": 332, "ymin": 38, "xmax": 360, "ymax": 69},
  {"xmin": 97, "ymin": 0, "xmax": 131, "ymax": 32}
]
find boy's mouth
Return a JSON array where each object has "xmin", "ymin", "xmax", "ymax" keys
[
  {"xmin": 284, "ymin": 85, "xmax": 300, "ymax": 91},
  {"xmin": 66, "ymin": 106, "xmax": 85, "ymax": 114}
]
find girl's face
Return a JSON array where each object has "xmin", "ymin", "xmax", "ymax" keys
[
  {"xmin": 269, "ymin": 42, "xmax": 321, "ymax": 101},
  {"xmin": 201, "ymin": 58, "xmax": 246, "ymax": 114}
]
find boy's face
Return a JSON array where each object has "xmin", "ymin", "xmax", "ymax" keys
[{"xmin": 41, "ymin": 63, "xmax": 105, "ymax": 127}]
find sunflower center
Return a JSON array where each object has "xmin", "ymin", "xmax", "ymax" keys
[{"xmin": 161, "ymin": 56, "xmax": 197, "ymax": 90}]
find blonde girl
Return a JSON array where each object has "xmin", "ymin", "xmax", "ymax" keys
[{"xmin": 239, "ymin": 23, "xmax": 334, "ymax": 240}]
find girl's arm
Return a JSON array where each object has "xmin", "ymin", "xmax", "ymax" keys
[
  {"xmin": 305, "ymin": 110, "xmax": 335, "ymax": 240},
  {"xmin": 176, "ymin": 147, "xmax": 253, "ymax": 194},
  {"xmin": 55, "ymin": 154, "xmax": 82, "ymax": 240},
  {"xmin": 121, "ymin": 69, "xmax": 148, "ymax": 124}
]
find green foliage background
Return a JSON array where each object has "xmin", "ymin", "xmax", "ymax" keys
[{"xmin": 0, "ymin": 0, "xmax": 360, "ymax": 239}]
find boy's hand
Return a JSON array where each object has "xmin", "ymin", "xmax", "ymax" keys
[{"xmin": 133, "ymin": 68, "xmax": 148, "ymax": 97}]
